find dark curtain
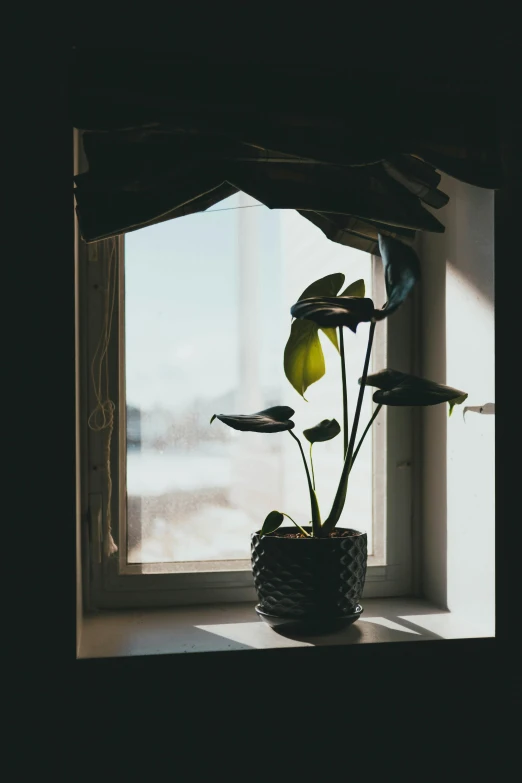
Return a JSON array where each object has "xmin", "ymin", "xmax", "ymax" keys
[{"xmin": 70, "ymin": 49, "xmax": 503, "ymax": 252}]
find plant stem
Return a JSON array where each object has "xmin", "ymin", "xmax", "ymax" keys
[
  {"xmin": 340, "ymin": 326, "xmax": 348, "ymax": 458},
  {"xmin": 322, "ymin": 320, "xmax": 376, "ymax": 533},
  {"xmin": 282, "ymin": 512, "xmax": 311, "ymax": 537},
  {"xmin": 288, "ymin": 429, "xmax": 322, "ymax": 537},
  {"xmin": 349, "ymin": 404, "xmax": 383, "ymax": 474},
  {"xmin": 309, "ymin": 443, "xmax": 316, "ymax": 490}
]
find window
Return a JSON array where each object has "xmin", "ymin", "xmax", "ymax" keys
[
  {"xmin": 124, "ymin": 192, "xmax": 377, "ymax": 566},
  {"xmin": 78, "ymin": 147, "xmax": 415, "ymax": 610}
]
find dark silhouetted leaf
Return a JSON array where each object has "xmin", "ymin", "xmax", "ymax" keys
[
  {"xmin": 361, "ymin": 368, "xmax": 411, "ymax": 390},
  {"xmin": 303, "ymin": 418, "xmax": 341, "ymax": 443},
  {"xmin": 374, "ymin": 234, "xmax": 421, "ymax": 320},
  {"xmin": 318, "ymin": 279, "xmax": 365, "ymax": 349},
  {"xmin": 365, "ymin": 369, "xmax": 467, "ymax": 407},
  {"xmin": 285, "ymin": 274, "xmax": 369, "ymax": 395},
  {"xmin": 290, "ymin": 296, "xmax": 376, "ymax": 332},
  {"xmin": 261, "ymin": 510, "xmax": 284, "ymax": 535},
  {"xmin": 314, "ymin": 278, "xmax": 366, "ymax": 350},
  {"xmin": 211, "ymin": 406, "xmax": 295, "ymax": 432},
  {"xmin": 298, "ymin": 273, "xmax": 348, "ymax": 354}
]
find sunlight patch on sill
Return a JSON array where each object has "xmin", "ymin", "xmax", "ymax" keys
[
  {"xmin": 398, "ymin": 613, "xmax": 494, "ymax": 640},
  {"xmin": 359, "ymin": 617, "xmax": 421, "ymax": 635}
]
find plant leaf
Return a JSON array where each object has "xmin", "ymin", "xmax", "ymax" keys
[
  {"xmin": 448, "ymin": 394, "xmax": 468, "ymax": 416},
  {"xmin": 290, "ymin": 296, "xmax": 376, "ymax": 332},
  {"xmin": 374, "ymin": 234, "xmax": 420, "ymax": 319},
  {"xmin": 297, "ymin": 272, "xmax": 345, "ymax": 301},
  {"xmin": 285, "ymin": 274, "xmax": 361, "ymax": 388},
  {"xmin": 361, "ymin": 368, "xmax": 411, "ymax": 390},
  {"xmin": 366, "ymin": 369, "xmax": 467, "ymax": 407},
  {"xmin": 288, "ymin": 273, "xmax": 346, "ymax": 364},
  {"xmin": 303, "ymin": 418, "xmax": 341, "ymax": 443},
  {"xmin": 320, "ymin": 327, "xmax": 340, "ymax": 352},
  {"xmin": 340, "ymin": 278, "xmax": 365, "ymax": 298},
  {"xmin": 284, "ymin": 319, "xmax": 326, "ymax": 399},
  {"xmin": 261, "ymin": 510, "xmax": 284, "ymax": 535},
  {"xmin": 211, "ymin": 406, "xmax": 295, "ymax": 432}
]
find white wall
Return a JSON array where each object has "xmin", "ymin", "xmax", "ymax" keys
[{"xmin": 420, "ymin": 174, "xmax": 495, "ymax": 623}]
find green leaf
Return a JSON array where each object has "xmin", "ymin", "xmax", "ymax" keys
[
  {"xmin": 303, "ymin": 418, "xmax": 341, "ymax": 443},
  {"xmin": 284, "ymin": 319, "xmax": 326, "ymax": 399},
  {"xmin": 340, "ymin": 278, "xmax": 365, "ymax": 298},
  {"xmin": 448, "ymin": 394, "xmax": 468, "ymax": 416},
  {"xmin": 287, "ymin": 273, "xmax": 345, "ymax": 367},
  {"xmin": 211, "ymin": 406, "xmax": 296, "ymax": 432},
  {"xmin": 375, "ymin": 234, "xmax": 420, "ymax": 319},
  {"xmin": 297, "ymin": 272, "xmax": 345, "ymax": 301},
  {"xmin": 261, "ymin": 510, "xmax": 284, "ymax": 535},
  {"xmin": 285, "ymin": 273, "xmax": 357, "ymax": 390},
  {"xmin": 320, "ymin": 327, "xmax": 340, "ymax": 352}
]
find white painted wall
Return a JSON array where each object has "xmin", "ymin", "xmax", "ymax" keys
[{"xmin": 420, "ymin": 174, "xmax": 495, "ymax": 623}]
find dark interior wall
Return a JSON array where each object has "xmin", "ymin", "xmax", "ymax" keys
[{"xmin": 70, "ymin": 14, "xmax": 508, "ymax": 73}]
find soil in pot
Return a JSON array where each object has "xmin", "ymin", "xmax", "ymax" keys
[{"xmin": 269, "ymin": 528, "xmax": 362, "ymax": 539}]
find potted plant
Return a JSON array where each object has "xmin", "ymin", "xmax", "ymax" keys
[{"xmin": 211, "ymin": 234, "xmax": 467, "ymax": 634}]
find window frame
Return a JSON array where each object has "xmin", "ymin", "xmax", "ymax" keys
[{"xmin": 76, "ymin": 134, "xmax": 417, "ymax": 612}]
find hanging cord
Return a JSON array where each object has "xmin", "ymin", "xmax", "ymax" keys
[{"xmin": 88, "ymin": 237, "xmax": 118, "ymax": 556}]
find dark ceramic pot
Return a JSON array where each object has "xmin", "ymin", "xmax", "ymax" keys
[{"xmin": 251, "ymin": 527, "xmax": 367, "ymax": 634}]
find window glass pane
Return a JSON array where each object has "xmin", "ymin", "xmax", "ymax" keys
[{"xmin": 125, "ymin": 193, "xmax": 375, "ymax": 564}]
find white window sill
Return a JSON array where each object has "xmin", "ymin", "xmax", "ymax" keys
[{"xmin": 78, "ymin": 597, "xmax": 494, "ymax": 659}]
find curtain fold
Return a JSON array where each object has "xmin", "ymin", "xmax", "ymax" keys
[{"xmin": 70, "ymin": 49, "xmax": 503, "ymax": 248}]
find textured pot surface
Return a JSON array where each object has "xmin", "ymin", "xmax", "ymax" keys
[{"xmin": 251, "ymin": 527, "xmax": 367, "ymax": 619}]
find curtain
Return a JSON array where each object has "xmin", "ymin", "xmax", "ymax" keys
[{"xmin": 70, "ymin": 49, "xmax": 503, "ymax": 252}]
